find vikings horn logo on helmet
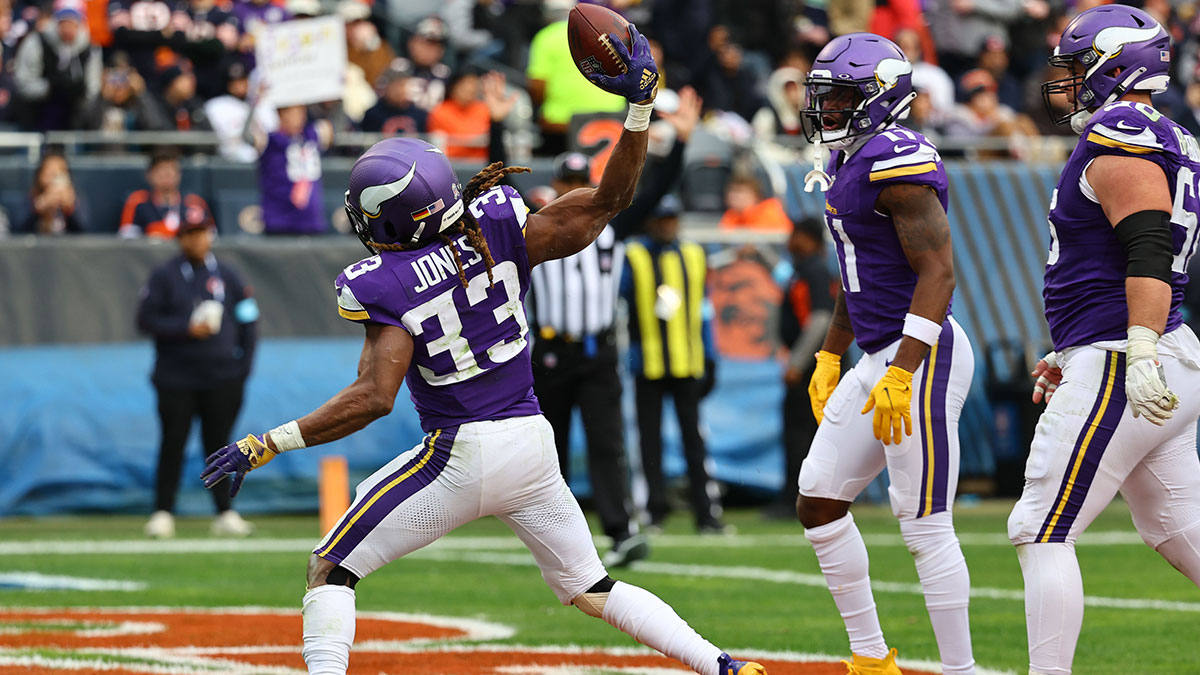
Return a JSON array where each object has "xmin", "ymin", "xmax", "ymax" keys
[{"xmin": 360, "ymin": 163, "xmax": 418, "ymax": 218}]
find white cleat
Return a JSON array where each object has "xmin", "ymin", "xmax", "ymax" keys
[
  {"xmin": 144, "ymin": 510, "xmax": 175, "ymax": 539},
  {"xmin": 211, "ymin": 510, "xmax": 254, "ymax": 537}
]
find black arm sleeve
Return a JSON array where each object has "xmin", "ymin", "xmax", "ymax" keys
[
  {"xmin": 610, "ymin": 137, "xmax": 687, "ymax": 240},
  {"xmin": 1114, "ymin": 209, "xmax": 1174, "ymax": 284}
]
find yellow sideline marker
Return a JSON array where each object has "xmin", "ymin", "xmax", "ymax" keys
[{"xmin": 319, "ymin": 456, "xmax": 350, "ymax": 535}]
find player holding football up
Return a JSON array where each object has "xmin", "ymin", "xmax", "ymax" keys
[
  {"xmin": 797, "ymin": 34, "xmax": 975, "ymax": 675},
  {"xmin": 201, "ymin": 26, "xmax": 765, "ymax": 675},
  {"xmin": 1009, "ymin": 6, "xmax": 1200, "ymax": 673}
]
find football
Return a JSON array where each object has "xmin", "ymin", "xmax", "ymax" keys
[{"xmin": 567, "ymin": 3, "xmax": 633, "ymax": 86}]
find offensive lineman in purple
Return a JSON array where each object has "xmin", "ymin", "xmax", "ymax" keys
[
  {"xmin": 1044, "ymin": 103, "xmax": 1197, "ymax": 350},
  {"xmin": 1011, "ymin": 7, "xmax": 1200, "ymax": 674}
]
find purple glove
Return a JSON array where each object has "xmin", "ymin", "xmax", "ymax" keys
[
  {"xmin": 201, "ymin": 434, "xmax": 277, "ymax": 497},
  {"xmin": 587, "ymin": 24, "xmax": 659, "ymax": 104}
]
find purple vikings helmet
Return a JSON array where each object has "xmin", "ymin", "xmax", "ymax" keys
[
  {"xmin": 1043, "ymin": 5, "xmax": 1171, "ymax": 131},
  {"xmin": 801, "ymin": 33, "xmax": 915, "ymax": 148},
  {"xmin": 345, "ymin": 138, "xmax": 465, "ymax": 253}
]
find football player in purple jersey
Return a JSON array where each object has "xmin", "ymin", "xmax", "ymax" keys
[
  {"xmin": 796, "ymin": 34, "xmax": 976, "ymax": 675},
  {"xmin": 1009, "ymin": 6, "xmax": 1200, "ymax": 674},
  {"xmin": 201, "ymin": 26, "xmax": 765, "ymax": 675}
]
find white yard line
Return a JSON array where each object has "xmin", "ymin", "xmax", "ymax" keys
[
  {"xmin": 0, "ymin": 530, "xmax": 1146, "ymax": 558},
  {"xmin": 409, "ymin": 549, "xmax": 1200, "ymax": 613},
  {"xmin": 0, "ymin": 572, "xmax": 146, "ymax": 591}
]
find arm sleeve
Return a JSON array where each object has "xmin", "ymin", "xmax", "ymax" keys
[{"xmin": 136, "ymin": 269, "xmax": 191, "ymax": 338}]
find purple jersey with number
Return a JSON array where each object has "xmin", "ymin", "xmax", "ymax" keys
[
  {"xmin": 1045, "ymin": 101, "xmax": 1199, "ymax": 351},
  {"xmin": 823, "ymin": 125, "xmax": 951, "ymax": 354},
  {"xmin": 259, "ymin": 123, "xmax": 325, "ymax": 234},
  {"xmin": 334, "ymin": 185, "xmax": 540, "ymax": 431}
]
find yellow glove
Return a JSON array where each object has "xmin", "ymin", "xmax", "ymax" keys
[
  {"xmin": 808, "ymin": 350, "xmax": 842, "ymax": 424},
  {"xmin": 862, "ymin": 365, "xmax": 914, "ymax": 445}
]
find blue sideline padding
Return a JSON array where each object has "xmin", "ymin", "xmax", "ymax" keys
[{"xmin": 0, "ymin": 339, "xmax": 801, "ymax": 516}]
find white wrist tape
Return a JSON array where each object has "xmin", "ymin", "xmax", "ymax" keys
[
  {"xmin": 902, "ymin": 313, "xmax": 942, "ymax": 347},
  {"xmin": 1126, "ymin": 325, "xmax": 1161, "ymax": 363},
  {"xmin": 624, "ymin": 102, "xmax": 654, "ymax": 132},
  {"xmin": 268, "ymin": 420, "xmax": 306, "ymax": 452}
]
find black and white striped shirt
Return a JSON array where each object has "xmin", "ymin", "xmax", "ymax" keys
[{"xmin": 529, "ymin": 225, "xmax": 624, "ymax": 338}]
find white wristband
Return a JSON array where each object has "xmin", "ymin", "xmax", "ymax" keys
[
  {"xmin": 902, "ymin": 313, "xmax": 942, "ymax": 347},
  {"xmin": 624, "ymin": 102, "xmax": 654, "ymax": 132},
  {"xmin": 268, "ymin": 420, "xmax": 306, "ymax": 452}
]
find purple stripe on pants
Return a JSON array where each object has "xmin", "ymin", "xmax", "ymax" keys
[
  {"xmin": 1040, "ymin": 352, "xmax": 1126, "ymax": 543},
  {"xmin": 316, "ymin": 426, "xmax": 458, "ymax": 565},
  {"xmin": 926, "ymin": 321, "xmax": 955, "ymax": 516}
]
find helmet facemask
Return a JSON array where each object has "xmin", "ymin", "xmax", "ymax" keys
[
  {"xmin": 802, "ymin": 78, "xmax": 870, "ymax": 149},
  {"xmin": 345, "ymin": 190, "xmax": 379, "ymax": 255}
]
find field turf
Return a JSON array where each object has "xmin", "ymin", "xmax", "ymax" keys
[{"xmin": 1, "ymin": 500, "xmax": 1197, "ymax": 674}]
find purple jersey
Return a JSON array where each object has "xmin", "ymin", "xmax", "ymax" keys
[
  {"xmin": 334, "ymin": 185, "xmax": 540, "ymax": 431},
  {"xmin": 259, "ymin": 122, "xmax": 326, "ymax": 234},
  {"xmin": 823, "ymin": 126, "xmax": 951, "ymax": 354},
  {"xmin": 1045, "ymin": 101, "xmax": 1200, "ymax": 350}
]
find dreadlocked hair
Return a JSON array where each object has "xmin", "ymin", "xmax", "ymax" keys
[{"xmin": 373, "ymin": 162, "xmax": 532, "ymax": 289}]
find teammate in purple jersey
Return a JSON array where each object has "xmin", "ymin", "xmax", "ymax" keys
[
  {"xmin": 201, "ymin": 25, "xmax": 765, "ymax": 675},
  {"xmin": 1009, "ymin": 6, "xmax": 1200, "ymax": 674},
  {"xmin": 797, "ymin": 33, "xmax": 976, "ymax": 675}
]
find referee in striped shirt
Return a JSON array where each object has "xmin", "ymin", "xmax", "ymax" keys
[{"xmin": 526, "ymin": 88, "xmax": 702, "ymax": 567}]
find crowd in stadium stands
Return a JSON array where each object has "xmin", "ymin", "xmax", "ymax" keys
[{"xmin": 1, "ymin": 0, "xmax": 1198, "ymax": 235}]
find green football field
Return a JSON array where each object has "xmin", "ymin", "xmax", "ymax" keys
[{"xmin": 1, "ymin": 500, "xmax": 1197, "ymax": 674}]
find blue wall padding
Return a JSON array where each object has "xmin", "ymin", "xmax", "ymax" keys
[{"xmin": 0, "ymin": 339, "xmax": 796, "ymax": 516}]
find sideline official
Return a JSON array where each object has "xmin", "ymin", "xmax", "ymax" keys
[
  {"xmin": 621, "ymin": 194, "xmax": 725, "ymax": 534},
  {"xmin": 136, "ymin": 209, "xmax": 258, "ymax": 538}
]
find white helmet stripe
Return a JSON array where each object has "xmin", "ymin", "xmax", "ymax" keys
[{"xmin": 359, "ymin": 162, "xmax": 417, "ymax": 217}]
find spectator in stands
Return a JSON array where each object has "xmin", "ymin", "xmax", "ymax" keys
[
  {"xmin": 427, "ymin": 71, "xmax": 490, "ymax": 161},
  {"xmin": 944, "ymin": 68, "xmax": 1036, "ymax": 157},
  {"xmin": 13, "ymin": 0, "xmax": 100, "ymax": 131},
  {"xmin": 895, "ymin": 27, "xmax": 955, "ymax": 125},
  {"xmin": 153, "ymin": 63, "xmax": 210, "ymax": 131},
  {"xmin": 773, "ymin": 216, "xmax": 834, "ymax": 517},
  {"xmin": 172, "ymin": 0, "xmax": 239, "ymax": 100},
  {"xmin": 137, "ymin": 206, "xmax": 257, "ymax": 539},
  {"xmin": 621, "ymin": 193, "xmax": 726, "ymax": 534},
  {"xmin": 700, "ymin": 39, "xmax": 766, "ymax": 123},
  {"xmin": 247, "ymin": 102, "xmax": 332, "ymax": 234},
  {"xmin": 752, "ymin": 66, "xmax": 805, "ymax": 140},
  {"xmin": 341, "ymin": 0, "xmax": 392, "ymax": 91},
  {"xmin": 719, "ymin": 174, "xmax": 791, "ymax": 233},
  {"xmin": 231, "ymin": 0, "xmax": 289, "ymax": 69},
  {"xmin": 906, "ymin": 87, "xmax": 945, "ymax": 144},
  {"xmin": 205, "ymin": 61, "xmax": 278, "ymax": 163},
  {"xmin": 926, "ymin": 0, "xmax": 1023, "ymax": 79},
  {"xmin": 119, "ymin": 148, "xmax": 214, "ymax": 238},
  {"xmin": 397, "ymin": 16, "xmax": 451, "ymax": 113},
  {"xmin": 359, "ymin": 63, "xmax": 427, "ymax": 135},
  {"xmin": 649, "ymin": 0, "xmax": 712, "ymax": 89},
  {"xmin": 20, "ymin": 150, "xmax": 85, "ymax": 235},
  {"xmin": 0, "ymin": 47, "xmax": 17, "ymax": 130},
  {"xmin": 526, "ymin": 0, "xmax": 624, "ymax": 155},
  {"xmin": 83, "ymin": 56, "xmax": 165, "ymax": 131},
  {"xmin": 108, "ymin": 0, "xmax": 184, "ymax": 85},
  {"xmin": 976, "ymin": 35, "xmax": 1022, "ymax": 111}
]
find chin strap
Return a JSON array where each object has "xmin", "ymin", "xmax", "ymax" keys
[{"xmin": 803, "ymin": 142, "xmax": 832, "ymax": 193}]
